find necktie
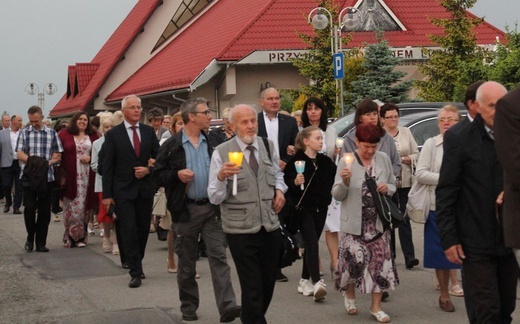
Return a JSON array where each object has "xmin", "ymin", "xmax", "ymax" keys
[
  {"xmin": 131, "ymin": 126, "xmax": 141, "ymax": 156},
  {"xmin": 247, "ymin": 145, "xmax": 258, "ymax": 176}
]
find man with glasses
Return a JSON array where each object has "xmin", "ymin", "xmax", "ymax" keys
[
  {"xmin": 153, "ymin": 98, "xmax": 240, "ymax": 322},
  {"xmin": 102, "ymin": 94, "xmax": 159, "ymax": 288},
  {"xmin": 437, "ymin": 82, "xmax": 519, "ymax": 323}
]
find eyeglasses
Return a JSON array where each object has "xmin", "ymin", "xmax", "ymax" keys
[
  {"xmin": 438, "ymin": 117, "xmax": 458, "ymax": 123},
  {"xmin": 124, "ymin": 105, "xmax": 143, "ymax": 111},
  {"xmin": 194, "ymin": 110, "xmax": 211, "ymax": 116},
  {"xmin": 384, "ymin": 116, "xmax": 399, "ymax": 120}
]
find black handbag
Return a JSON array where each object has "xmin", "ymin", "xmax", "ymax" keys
[
  {"xmin": 279, "ymin": 225, "xmax": 299, "ymax": 268},
  {"xmin": 53, "ymin": 163, "xmax": 66, "ymax": 190},
  {"xmin": 354, "ymin": 153, "xmax": 404, "ymax": 230}
]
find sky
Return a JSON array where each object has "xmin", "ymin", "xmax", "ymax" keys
[{"xmin": 0, "ymin": 0, "xmax": 518, "ymax": 120}]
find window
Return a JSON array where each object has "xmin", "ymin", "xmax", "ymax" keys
[{"xmin": 153, "ymin": 0, "xmax": 212, "ymax": 51}]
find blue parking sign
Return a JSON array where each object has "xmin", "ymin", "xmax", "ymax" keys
[{"xmin": 333, "ymin": 52, "xmax": 344, "ymax": 79}]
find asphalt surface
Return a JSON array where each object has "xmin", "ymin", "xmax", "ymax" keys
[{"xmin": 1, "ymin": 207, "xmax": 519, "ymax": 323}]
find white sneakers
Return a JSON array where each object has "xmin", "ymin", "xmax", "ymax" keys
[
  {"xmin": 297, "ymin": 279, "xmax": 314, "ymax": 296},
  {"xmin": 298, "ymin": 279, "xmax": 327, "ymax": 301},
  {"xmin": 313, "ymin": 279, "xmax": 327, "ymax": 302}
]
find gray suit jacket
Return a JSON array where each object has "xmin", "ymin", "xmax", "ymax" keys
[{"xmin": 0, "ymin": 128, "xmax": 17, "ymax": 168}]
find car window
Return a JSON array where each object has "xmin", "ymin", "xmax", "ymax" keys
[{"xmin": 408, "ymin": 117, "xmax": 439, "ymax": 149}]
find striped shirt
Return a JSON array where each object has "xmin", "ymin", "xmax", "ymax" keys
[{"xmin": 16, "ymin": 125, "xmax": 64, "ymax": 181}]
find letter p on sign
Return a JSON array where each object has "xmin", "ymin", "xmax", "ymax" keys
[{"xmin": 333, "ymin": 52, "xmax": 344, "ymax": 79}]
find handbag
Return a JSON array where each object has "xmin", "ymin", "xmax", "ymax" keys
[
  {"xmin": 354, "ymin": 152, "xmax": 404, "ymax": 230},
  {"xmin": 406, "ymin": 141, "xmax": 435, "ymax": 224},
  {"xmin": 406, "ymin": 181, "xmax": 430, "ymax": 224},
  {"xmin": 53, "ymin": 164, "xmax": 66, "ymax": 190},
  {"xmin": 279, "ymin": 224, "xmax": 299, "ymax": 268}
]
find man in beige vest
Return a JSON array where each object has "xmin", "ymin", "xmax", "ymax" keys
[{"xmin": 208, "ymin": 104, "xmax": 287, "ymax": 324}]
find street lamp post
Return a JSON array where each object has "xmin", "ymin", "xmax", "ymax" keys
[
  {"xmin": 25, "ymin": 83, "xmax": 57, "ymax": 114},
  {"xmin": 308, "ymin": 7, "xmax": 361, "ymax": 116}
]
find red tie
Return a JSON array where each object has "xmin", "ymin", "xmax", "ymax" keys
[{"xmin": 131, "ymin": 126, "xmax": 140, "ymax": 156}]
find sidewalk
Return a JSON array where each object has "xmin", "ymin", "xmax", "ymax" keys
[{"xmin": 1, "ymin": 208, "xmax": 518, "ymax": 323}]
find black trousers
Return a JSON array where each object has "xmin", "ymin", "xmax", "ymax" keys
[
  {"xmin": 390, "ymin": 187, "xmax": 416, "ymax": 262},
  {"xmin": 463, "ymin": 252, "xmax": 519, "ymax": 324},
  {"xmin": 227, "ymin": 228, "xmax": 283, "ymax": 324},
  {"xmin": 23, "ymin": 181, "xmax": 52, "ymax": 247},
  {"xmin": 2, "ymin": 161, "xmax": 23, "ymax": 209},
  {"xmin": 298, "ymin": 208, "xmax": 326, "ymax": 283},
  {"xmin": 114, "ymin": 193, "xmax": 152, "ymax": 278}
]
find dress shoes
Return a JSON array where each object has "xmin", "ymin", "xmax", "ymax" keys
[
  {"xmin": 4, "ymin": 205, "xmax": 10, "ymax": 213},
  {"xmin": 24, "ymin": 241, "xmax": 34, "ymax": 252},
  {"xmin": 182, "ymin": 313, "xmax": 198, "ymax": 321},
  {"xmin": 140, "ymin": 272, "xmax": 146, "ymax": 279},
  {"xmin": 276, "ymin": 271, "xmax": 288, "ymax": 282},
  {"xmin": 13, "ymin": 208, "xmax": 21, "ymax": 215},
  {"xmin": 405, "ymin": 258, "xmax": 420, "ymax": 269},
  {"xmin": 439, "ymin": 297, "xmax": 455, "ymax": 312},
  {"xmin": 220, "ymin": 305, "xmax": 242, "ymax": 323},
  {"xmin": 36, "ymin": 246, "xmax": 49, "ymax": 252},
  {"xmin": 129, "ymin": 276, "xmax": 141, "ymax": 288}
]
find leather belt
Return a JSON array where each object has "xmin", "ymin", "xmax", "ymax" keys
[{"xmin": 186, "ymin": 198, "xmax": 210, "ymax": 205}]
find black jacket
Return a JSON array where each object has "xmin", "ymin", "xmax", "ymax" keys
[
  {"xmin": 284, "ymin": 151, "xmax": 336, "ymax": 211},
  {"xmin": 436, "ymin": 114, "xmax": 509, "ymax": 256},
  {"xmin": 152, "ymin": 131, "xmax": 213, "ymax": 222},
  {"xmin": 23, "ymin": 155, "xmax": 49, "ymax": 194}
]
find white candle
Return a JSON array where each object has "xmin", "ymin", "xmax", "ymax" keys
[
  {"xmin": 344, "ymin": 153, "xmax": 354, "ymax": 169},
  {"xmin": 228, "ymin": 152, "xmax": 244, "ymax": 195},
  {"xmin": 335, "ymin": 138, "xmax": 344, "ymax": 164}
]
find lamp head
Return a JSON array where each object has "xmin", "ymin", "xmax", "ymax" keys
[
  {"xmin": 342, "ymin": 7, "xmax": 361, "ymax": 32},
  {"xmin": 311, "ymin": 9, "xmax": 329, "ymax": 30}
]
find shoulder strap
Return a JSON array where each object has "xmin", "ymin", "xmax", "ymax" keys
[
  {"xmin": 295, "ymin": 162, "xmax": 318, "ymax": 210},
  {"xmin": 261, "ymin": 136, "xmax": 271, "ymax": 162}
]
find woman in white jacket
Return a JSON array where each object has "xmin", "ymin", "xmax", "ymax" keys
[{"xmin": 415, "ymin": 105, "xmax": 463, "ymax": 312}]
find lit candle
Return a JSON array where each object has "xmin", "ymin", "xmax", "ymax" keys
[
  {"xmin": 228, "ymin": 152, "xmax": 244, "ymax": 195},
  {"xmin": 294, "ymin": 160, "xmax": 306, "ymax": 190},
  {"xmin": 335, "ymin": 138, "xmax": 344, "ymax": 164},
  {"xmin": 343, "ymin": 153, "xmax": 354, "ymax": 169}
]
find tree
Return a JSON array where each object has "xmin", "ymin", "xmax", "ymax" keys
[
  {"xmin": 349, "ymin": 32, "xmax": 412, "ymax": 107},
  {"xmin": 489, "ymin": 26, "xmax": 520, "ymax": 89},
  {"xmin": 416, "ymin": 0, "xmax": 485, "ymax": 101}
]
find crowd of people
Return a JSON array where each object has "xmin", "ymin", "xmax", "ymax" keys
[{"xmin": 11, "ymin": 81, "xmax": 520, "ymax": 323}]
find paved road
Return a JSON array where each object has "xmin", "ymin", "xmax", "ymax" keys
[{"xmin": 1, "ymin": 208, "xmax": 519, "ymax": 323}]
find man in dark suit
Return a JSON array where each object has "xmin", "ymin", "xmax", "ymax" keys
[
  {"xmin": 437, "ymin": 82, "xmax": 519, "ymax": 323},
  {"xmin": 256, "ymin": 87, "xmax": 298, "ymax": 283},
  {"xmin": 495, "ymin": 85, "xmax": 520, "ymax": 265},
  {"xmin": 102, "ymin": 94, "xmax": 159, "ymax": 288},
  {"xmin": 257, "ymin": 87, "xmax": 299, "ymax": 171},
  {"xmin": 440, "ymin": 80, "xmax": 484, "ymax": 323},
  {"xmin": 0, "ymin": 115, "xmax": 23, "ymax": 214}
]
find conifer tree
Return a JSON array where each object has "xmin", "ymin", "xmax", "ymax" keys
[{"xmin": 349, "ymin": 31, "xmax": 411, "ymax": 106}]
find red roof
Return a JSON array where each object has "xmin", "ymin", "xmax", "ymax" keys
[
  {"xmin": 49, "ymin": 0, "xmax": 161, "ymax": 117},
  {"xmin": 107, "ymin": 0, "xmax": 504, "ymax": 102}
]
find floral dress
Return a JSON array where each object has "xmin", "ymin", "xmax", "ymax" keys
[
  {"xmin": 336, "ymin": 165, "xmax": 399, "ymax": 294},
  {"xmin": 63, "ymin": 136, "xmax": 92, "ymax": 247}
]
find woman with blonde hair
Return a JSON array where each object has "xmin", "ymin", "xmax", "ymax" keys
[
  {"xmin": 416, "ymin": 105, "xmax": 463, "ymax": 312},
  {"xmin": 284, "ymin": 126, "xmax": 336, "ymax": 301},
  {"xmin": 91, "ymin": 112, "xmax": 116, "ymax": 253}
]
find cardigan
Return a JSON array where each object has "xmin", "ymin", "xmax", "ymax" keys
[
  {"xmin": 58, "ymin": 129, "xmax": 98, "ymax": 210},
  {"xmin": 332, "ymin": 151, "xmax": 396, "ymax": 235},
  {"xmin": 415, "ymin": 134, "xmax": 442, "ymax": 211},
  {"xmin": 391, "ymin": 126, "xmax": 419, "ymax": 188},
  {"xmin": 284, "ymin": 150, "xmax": 336, "ymax": 211}
]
